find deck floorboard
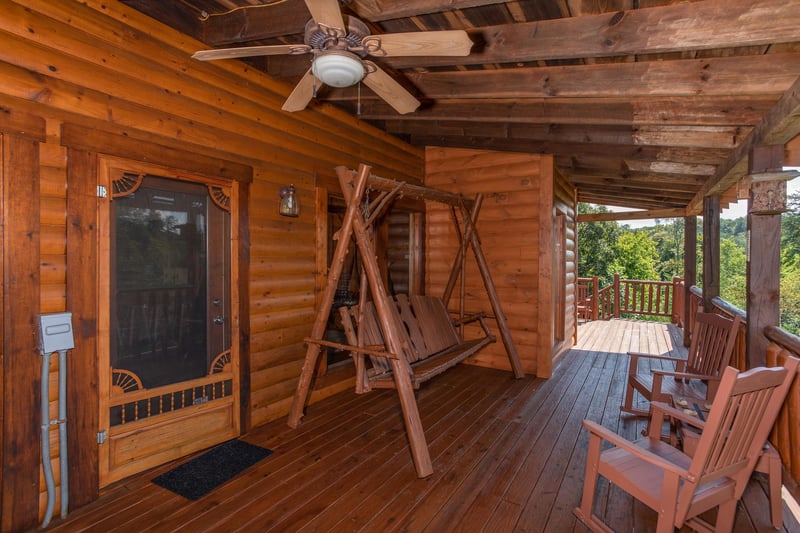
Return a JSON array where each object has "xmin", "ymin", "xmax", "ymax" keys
[{"xmin": 49, "ymin": 319, "xmax": 799, "ymax": 532}]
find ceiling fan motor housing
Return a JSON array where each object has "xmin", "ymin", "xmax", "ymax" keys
[
  {"xmin": 305, "ymin": 16, "xmax": 370, "ymax": 88},
  {"xmin": 304, "ymin": 16, "xmax": 370, "ymax": 56}
]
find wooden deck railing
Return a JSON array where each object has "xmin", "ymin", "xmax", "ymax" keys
[
  {"xmin": 576, "ymin": 275, "xmax": 684, "ymax": 322},
  {"xmin": 765, "ymin": 326, "xmax": 800, "ymax": 484}
]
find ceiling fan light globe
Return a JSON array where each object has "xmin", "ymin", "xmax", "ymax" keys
[{"xmin": 312, "ymin": 51, "xmax": 365, "ymax": 88}]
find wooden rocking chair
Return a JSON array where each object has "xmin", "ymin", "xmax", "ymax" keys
[
  {"xmin": 621, "ymin": 309, "xmax": 741, "ymax": 416},
  {"xmin": 575, "ymin": 356, "xmax": 799, "ymax": 533}
]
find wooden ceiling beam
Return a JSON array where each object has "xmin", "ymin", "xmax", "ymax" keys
[
  {"xmin": 385, "ymin": 0, "xmax": 800, "ymax": 69},
  {"xmin": 408, "ymin": 134, "xmax": 732, "ymax": 162},
  {"xmin": 578, "ymin": 191, "xmax": 687, "ymax": 209},
  {"xmin": 405, "ymin": 54, "xmax": 800, "ymax": 99},
  {"xmin": 578, "ymin": 208, "xmax": 687, "ymax": 223},
  {"xmin": 557, "ymin": 155, "xmax": 717, "ymax": 177},
  {"xmin": 687, "ymin": 75, "xmax": 800, "ymax": 214},
  {"xmin": 385, "ymin": 120, "xmax": 749, "ymax": 149},
  {"xmin": 347, "ymin": 0, "xmax": 511, "ymax": 21},
  {"xmin": 202, "ymin": 0, "xmax": 309, "ymax": 46},
  {"xmin": 350, "ymin": 96, "xmax": 776, "ymax": 126},
  {"xmin": 566, "ymin": 173, "xmax": 706, "ymax": 193}
]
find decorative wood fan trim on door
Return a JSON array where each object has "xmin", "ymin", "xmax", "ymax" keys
[
  {"xmin": 208, "ymin": 185, "xmax": 231, "ymax": 211},
  {"xmin": 111, "ymin": 171, "xmax": 144, "ymax": 198}
]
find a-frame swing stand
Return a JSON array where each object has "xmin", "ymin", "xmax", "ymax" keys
[{"xmin": 288, "ymin": 163, "xmax": 524, "ymax": 478}]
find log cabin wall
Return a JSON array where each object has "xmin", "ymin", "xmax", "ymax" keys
[
  {"xmin": 0, "ymin": 0, "xmax": 422, "ymax": 529},
  {"xmin": 553, "ymin": 169, "xmax": 578, "ymax": 361},
  {"xmin": 425, "ymin": 147, "xmax": 574, "ymax": 378}
]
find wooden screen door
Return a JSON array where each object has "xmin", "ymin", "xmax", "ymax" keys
[{"xmin": 97, "ymin": 157, "xmax": 240, "ymax": 486}]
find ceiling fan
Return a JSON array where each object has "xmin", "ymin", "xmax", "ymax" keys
[{"xmin": 192, "ymin": 0, "xmax": 472, "ymax": 114}]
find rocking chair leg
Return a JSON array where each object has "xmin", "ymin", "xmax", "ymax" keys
[
  {"xmin": 574, "ymin": 433, "xmax": 602, "ymax": 527},
  {"xmin": 715, "ymin": 499, "xmax": 737, "ymax": 531}
]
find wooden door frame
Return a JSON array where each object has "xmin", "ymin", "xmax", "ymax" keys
[
  {"xmin": 63, "ymin": 124, "xmax": 251, "ymax": 505},
  {"xmin": 97, "ymin": 156, "xmax": 242, "ymax": 486}
]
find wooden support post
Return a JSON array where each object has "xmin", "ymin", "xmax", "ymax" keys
[
  {"xmin": 459, "ymin": 197, "xmax": 525, "ymax": 379},
  {"xmin": 746, "ymin": 145, "xmax": 789, "ymax": 367},
  {"xmin": 683, "ymin": 216, "xmax": 697, "ymax": 346},
  {"xmin": 287, "ymin": 165, "xmax": 370, "ymax": 428},
  {"xmin": 613, "ymin": 274, "xmax": 621, "ymax": 318},
  {"xmin": 591, "ymin": 276, "xmax": 599, "ymax": 321},
  {"xmin": 341, "ymin": 164, "xmax": 433, "ymax": 478},
  {"xmin": 702, "ymin": 196, "xmax": 721, "ymax": 312}
]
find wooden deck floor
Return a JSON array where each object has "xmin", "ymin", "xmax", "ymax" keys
[{"xmin": 50, "ymin": 319, "xmax": 800, "ymax": 532}]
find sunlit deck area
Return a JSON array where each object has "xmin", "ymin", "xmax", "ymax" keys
[{"xmin": 50, "ymin": 319, "xmax": 799, "ymax": 532}]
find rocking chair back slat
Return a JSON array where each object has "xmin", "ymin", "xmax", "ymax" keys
[{"xmin": 687, "ymin": 311, "xmax": 740, "ymax": 376}]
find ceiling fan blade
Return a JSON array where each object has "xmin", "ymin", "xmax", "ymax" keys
[
  {"xmin": 193, "ymin": 44, "xmax": 311, "ymax": 61},
  {"xmin": 304, "ymin": 0, "xmax": 346, "ymax": 32},
  {"xmin": 362, "ymin": 62, "xmax": 420, "ymax": 115},
  {"xmin": 282, "ymin": 68, "xmax": 321, "ymax": 112},
  {"xmin": 367, "ymin": 30, "xmax": 472, "ymax": 57}
]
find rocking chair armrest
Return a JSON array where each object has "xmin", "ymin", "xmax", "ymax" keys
[
  {"xmin": 651, "ymin": 369, "xmax": 723, "ymax": 382},
  {"xmin": 581, "ymin": 419, "xmax": 691, "ymax": 478},
  {"xmin": 650, "ymin": 401, "xmax": 707, "ymax": 431},
  {"xmin": 626, "ymin": 351, "xmax": 688, "ymax": 363}
]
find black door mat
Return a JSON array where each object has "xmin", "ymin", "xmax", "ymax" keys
[{"xmin": 151, "ymin": 439, "xmax": 272, "ymax": 500}]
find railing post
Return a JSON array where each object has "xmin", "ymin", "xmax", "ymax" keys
[
  {"xmin": 591, "ymin": 276, "xmax": 599, "ymax": 321},
  {"xmin": 671, "ymin": 276, "xmax": 681, "ymax": 324},
  {"xmin": 613, "ymin": 274, "xmax": 621, "ymax": 318}
]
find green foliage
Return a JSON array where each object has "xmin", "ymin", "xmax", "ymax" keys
[
  {"xmin": 780, "ymin": 194, "xmax": 800, "ymax": 334},
  {"xmin": 611, "ymin": 231, "xmax": 659, "ymax": 281},
  {"xmin": 577, "ymin": 200, "xmax": 798, "ymax": 334},
  {"xmin": 719, "ymin": 237, "xmax": 746, "ymax": 310},
  {"xmin": 782, "ymin": 193, "xmax": 800, "ymax": 270},
  {"xmin": 577, "ymin": 203, "xmax": 621, "ymax": 286}
]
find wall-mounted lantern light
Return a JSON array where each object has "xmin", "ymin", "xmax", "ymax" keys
[{"xmin": 279, "ymin": 184, "xmax": 299, "ymax": 217}]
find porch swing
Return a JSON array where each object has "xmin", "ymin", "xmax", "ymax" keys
[{"xmin": 288, "ymin": 163, "xmax": 524, "ymax": 477}]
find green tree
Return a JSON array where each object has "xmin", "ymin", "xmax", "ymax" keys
[
  {"xmin": 781, "ymin": 193, "xmax": 800, "ymax": 270},
  {"xmin": 719, "ymin": 237, "xmax": 747, "ymax": 310},
  {"xmin": 780, "ymin": 193, "xmax": 800, "ymax": 334},
  {"xmin": 577, "ymin": 203, "xmax": 621, "ymax": 286},
  {"xmin": 646, "ymin": 219, "xmax": 684, "ymax": 281},
  {"xmin": 781, "ymin": 266, "xmax": 800, "ymax": 335},
  {"xmin": 611, "ymin": 231, "xmax": 659, "ymax": 280}
]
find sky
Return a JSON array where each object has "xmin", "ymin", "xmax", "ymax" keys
[{"xmin": 609, "ymin": 168, "xmax": 800, "ymax": 229}]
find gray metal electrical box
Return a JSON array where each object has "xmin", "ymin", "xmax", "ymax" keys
[{"xmin": 39, "ymin": 312, "xmax": 75, "ymax": 355}]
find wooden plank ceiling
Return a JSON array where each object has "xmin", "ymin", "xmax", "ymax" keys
[{"xmin": 122, "ymin": 0, "xmax": 800, "ymax": 215}]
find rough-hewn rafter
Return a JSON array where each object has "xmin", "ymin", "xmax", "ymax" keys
[
  {"xmin": 386, "ymin": 0, "xmax": 800, "ymax": 69},
  {"xmin": 405, "ymin": 54, "xmax": 800, "ymax": 99},
  {"xmin": 349, "ymin": 96, "xmax": 776, "ymax": 126}
]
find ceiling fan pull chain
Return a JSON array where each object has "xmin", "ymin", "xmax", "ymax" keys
[
  {"xmin": 313, "ymin": 76, "xmax": 317, "ymax": 99},
  {"xmin": 357, "ymin": 81, "xmax": 361, "ymax": 116}
]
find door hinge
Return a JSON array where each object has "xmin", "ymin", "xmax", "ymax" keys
[
  {"xmin": 97, "ymin": 185, "xmax": 108, "ymax": 198},
  {"xmin": 97, "ymin": 429, "xmax": 107, "ymax": 444}
]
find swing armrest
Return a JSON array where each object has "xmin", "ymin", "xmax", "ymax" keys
[
  {"xmin": 450, "ymin": 312, "xmax": 486, "ymax": 326},
  {"xmin": 303, "ymin": 337, "xmax": 399, "ymax": 359}
]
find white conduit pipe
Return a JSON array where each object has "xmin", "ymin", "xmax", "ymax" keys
[
  {"xmin": 40, "ymin": 348, "xmax": 69, "ymax": 528},
  {"xmin": 40, "ymin": 352, "xmax": 56, "ymax": 528},
  {"xmin": 58, "ymin": 348, "xmax": 69, "ymax": 519}
]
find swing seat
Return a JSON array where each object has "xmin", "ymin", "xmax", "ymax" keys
[{"xmin": 339, "ymin": 295, "xmax": 496, "ymax": 390}]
